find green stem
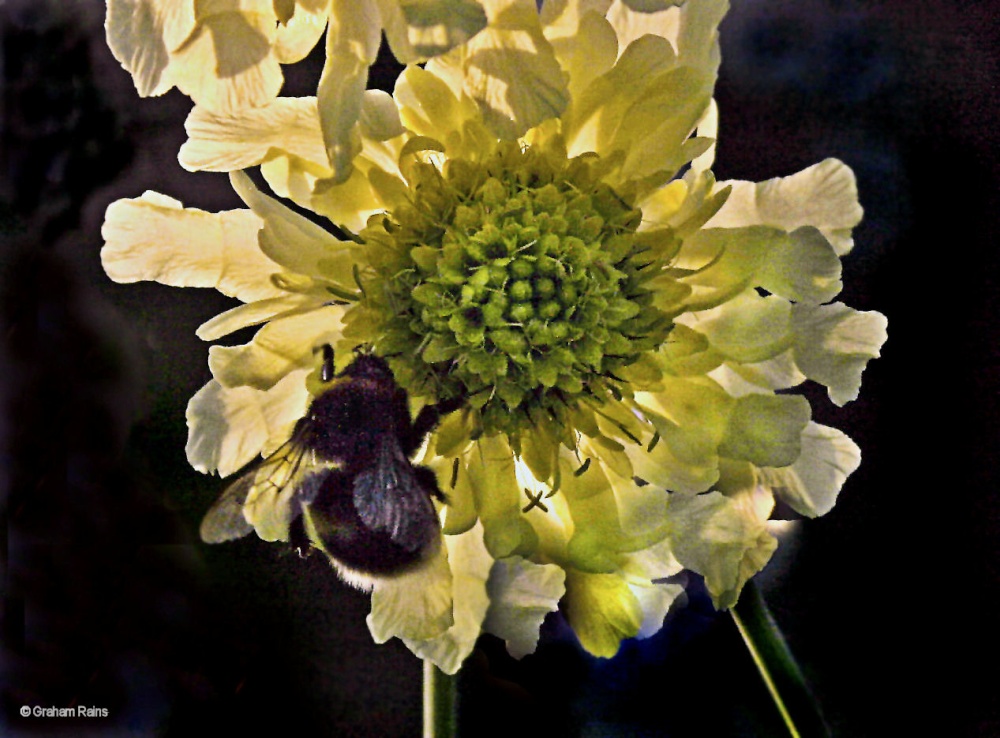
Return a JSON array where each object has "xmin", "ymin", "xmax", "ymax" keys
[
  {"xmin": 422, "ymin": 660, "xmax": 457, "ymax": 738},
  {"xmin": 730, "ymin": 581, "xmax": 831, "ymax": 738}
]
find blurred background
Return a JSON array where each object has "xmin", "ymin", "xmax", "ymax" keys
[{"xmin": 1, "ymin": 0, "xmax": 997, "ymax": 735}]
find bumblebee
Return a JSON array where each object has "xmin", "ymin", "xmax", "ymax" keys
[{"xmin": 200, "ymin": 346, "xmax": 461, "ymax": 586}]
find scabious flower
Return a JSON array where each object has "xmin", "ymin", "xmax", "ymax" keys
[{"xmin": 102, "ymin": 0, "xmax": 887, "ymax": 673}]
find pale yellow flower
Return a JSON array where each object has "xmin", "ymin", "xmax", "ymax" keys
[{"xmin": 102, "ymin": 0, "xmax": 887, "ymax": 670}]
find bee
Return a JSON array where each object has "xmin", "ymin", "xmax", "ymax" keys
[{"xmin": 199, "ymin": 346, "xmax": 462, "ymax": 588}]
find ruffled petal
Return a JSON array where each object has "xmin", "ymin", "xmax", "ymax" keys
[
  {"xmin": 759, "ymin": 422, "xmax": 861, "ymax": 517},
  {"xmin": 668, "ymin": 484, "xmax": 777, "ymax": 610},
  {"xmin": 482, "ymin": 556, "xmax": 565, "ymax": 659},
  {"xmin": 401, "ymin": 524, "xmax": 494, "ymax": 674},
  {"xmin": 185, "ymin": 369, "xmax": 311, "ymax": 476},
  {"xmin": 317, "ymin": 0, "xmax": 381, "ymax": 181},
  {"xmin": 379, "ymin": 0, "xmax": 488, "ymax": 62},
  {"xmin": 207, "ymin": 305, "xmax": 345, "ymax": 390},
  {"xmin": 791, "ymin": 302, "xmax": 888, "ymax": 406},
  {"xmin": 101, "ymin": 191, "xmax": 284, "ymax": 302},
  {"xmin": 563, "ymin": 569, "xmax": 642, "ymax": 658},
  {"xmin": 368, "ymin": 541, "xmax": 455, "ymax": 642},
  {"xmin": 169, "ymin": 9, "xmax": 284, "ymax": 112},
  {"xmin": 427, "ymin": 0, "xmax": 569, "ymax": 140},
  {"xmin": 706, "ymin": 159, "xmax": 863, "ymax": 256},
  {"xmin": 180, "ymin": 97, "xmax": 328, "ymax": 173},
  {"xmin": 105, "ymin": 0, "xmax": 196, "ymax": 97}
]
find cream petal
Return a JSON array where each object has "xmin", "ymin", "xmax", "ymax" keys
[
  {"xmin": 180, "ymin": 98, "xmax": 328, "ymax": 173},
  {"xmin": 185, "ymin": 369, "xmax": 311, "ymax": 476},
  {"xmin": 678, "ymin": 290, "xmax": 793, "ymax": 365},
  {"xmin": 427, "ymin": 0, "xmax": 569, "ymax": 140},
  {"xmin": 379, "ymin": 0, "xmax": 489, "ymax": 62},
  {"xmin": 759, "ymin": 422, "xmax": 861, "ymax": 518},
  {"xmin": 706, "ymin": 159, "xmax": 864, "ymax": 256},
  {"xmin": 718, "ymin": 394, "xmax": 811, "ymax": 469},
  {"xmin": 368, "ymin": 540, "xmax": 455, "ymax": 643},
  {"xmin": 317, "ymin": 0, "xmax": 382, "ymax": 181},
  {"xmin": 400, "ymin": 524, "xmax": 493, "ymax": 674},
  {"xmin": 273, "ymin": 0, "xmax": 330, "ymax": 63},
  {"xmin": 540, "ymin": 0, "xmax": 617, "ymax": 98},
  {"xmin": 195, "ymin": 293, "xmax": 324, "ymax": 341},
  {"xmin": 105, "ymin": 0, "xmax": 196, "ymax": 97},
  {"xmin": 230, "ymin": 171, "xmax": 359, "ymax": 289},
  {"xmin": 207, "ymin": 305, "xmax": 345, "ymax": 390},
  {"xmin": 667, "ymin": 485, "xmax": 777, "ymax": 610},
  {"xmin": 483, "ymin": 556, "xmax": 565, "ymax": 659},
  {"xmin": 170, "ymin": 10, "xmax": 284, "ymax": 113},
  {"xmin": 791, "ymin": 302, "xmax": 888, "ymax": 406},
  {"xmin": 101, "ymin": 192, "xmax": 284, "ymax": 302}
]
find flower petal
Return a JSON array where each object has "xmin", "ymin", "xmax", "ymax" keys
[
  {"xmin": 195, "ymin": 293, "xmax": 323, "ymax": 341},
  {"xmin": 230, "ymin": 171, "xmax": 359, "ymax": 289},
  {"xmin": 679, "ymin": 289, "xmax": 792, "ymax": 364},
  {"xmin": 180, "ymin": 97, "xmax": 328, "ymax": 173},
  {"xmin": 718, "ymin": 393, "xmax": 811, "ymax": 468},
  {"xmin": 317, "ymin": 0, "xmax": 381, "ymax": 181},
  {"xmin": 427, "ymin": 0, "xmax": 569, "ymax": 139},
  {"xmin": 706, "ymin": 159, "xmax": 863, "ymax": 256},
  {"xmin": 368, "ymin": 540, "xmax": 455, "ymax": 642},
  {"xmin": 105, "ymin": 0, "xmax": 196, "ymax": 97},
  {"xmin": 101, "ymin": 192, "xmax": 284, "ymax": 302},
  {"xmin": 170, "ymin": 9, "xmax": 284, "ymax": 112},
  {"xmin": 185, "ymin": 369, "xmax": 311, "ymax": 476},
  {"xmin": 466, "ymin": 435, "xmax": 539, "ymax": 558},
  {"xmin": 564, "ymin": 569, "xmax": 642, "ymax": 658},
  {"xmin": 791, "ymin": 302, "xmax": 888, "ymax": 406},
  {"xmin": 759, "ymin": 422, "xmax": 861, "ymax": 517},
  {"xmin": 668, "ymin": 485, "xmax": 777, "ymax": 610},
  {"xmin": 379, "ymin": 0, "xmax": 488, "ymax": 62},
  {"xmin": 401, "ymin": 524, "xmax": 494, "ymax": 674},
  {"xmin": 207, "ymin": 305, "xmax": 345, "ymax": 390},
  {"xmin": 483, "ymin": 556, "xmax": 565, "ymax": 659}
]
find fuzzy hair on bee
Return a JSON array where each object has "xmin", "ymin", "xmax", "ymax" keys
[{"xmin": 199, "ymin": 346, "xmax": 463, "ymax": 590}]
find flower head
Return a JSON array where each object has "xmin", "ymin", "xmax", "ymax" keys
[{"xmin": 103, "ymin": 0, "xmax": 887, "ymax": 671}]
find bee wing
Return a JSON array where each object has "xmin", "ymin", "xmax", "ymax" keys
[
  {"xmin": 199, "ymin": 471, "xmax": 256, "ymax": 543},
  {"xmin": 200, "ymin": 435, "xmax": 329, "ymax": 544},
  {"xmin": 351, "ymin": 437, "xmax": 440, "ymax": 553}
]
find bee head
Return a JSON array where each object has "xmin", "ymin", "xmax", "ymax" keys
[{"xmin": 340, "ymin": 352, "xmax": 396, "ymax": 384}]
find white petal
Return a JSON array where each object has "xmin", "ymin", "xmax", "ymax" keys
[
  {"xmin": 185, "ymin": 369, "xmax": 311, "ymax": 476},
  {"xmin": 483, "ymin": 557, "xmax": 566, "ymax": 659},
  {"xmin": 400, "ymin": 524, "xmax": 494, "ymax": 674},
  {"xmin": 101, "ymin": 192, "xmax": 284, "ymax": 302},
  {"xmin": 706, "ymin": 159, "xmax": 863, "ymax": 256},
  {"xmin": 368, "ymin": 541, "xmax": 456, "ymax": 643},
  {"xmin": 759, "ymin": 422, "xmax": 861, "ymax": 517},
  {"xmin": 791, "ymin": 302, "xmax": 888, "ymax": 406},
  {"xmin": 179, "ymin": 98, "xmax": 328, "ymax": 173}
]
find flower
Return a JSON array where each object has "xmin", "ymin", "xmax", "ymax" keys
[{"xmin": 102, "ymin": 0, "xmax": 887, "ymax": 672}]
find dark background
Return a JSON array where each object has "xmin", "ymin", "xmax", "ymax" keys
[{"xmin": 1, "ymin": 1, "xmax": 997, "ymax": 735}]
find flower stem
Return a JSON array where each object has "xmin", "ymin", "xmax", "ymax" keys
[
  {"xmin": 422, "ymin": 660, "xmax": 457, "ymax": 738},
  {"xmin": 730, "ymin": 581, "xmax": 831, "ymax": 738}
]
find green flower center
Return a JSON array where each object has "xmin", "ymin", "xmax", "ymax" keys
[{"xmin": 358, "ymin": 141, "xmax": 672, "ymax": 435}]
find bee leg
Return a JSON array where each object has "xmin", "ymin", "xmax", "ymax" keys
[
  {"xmin": 289, "ymin": 515, "xmax": 313, "ymax": 558},
  {"xmin": 409, "ymin": 396, "xmax": 465, "ymax": 453},
  {"xmin": 414, "ymin": 466, "xmax": 448, "ymax": 504}
]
